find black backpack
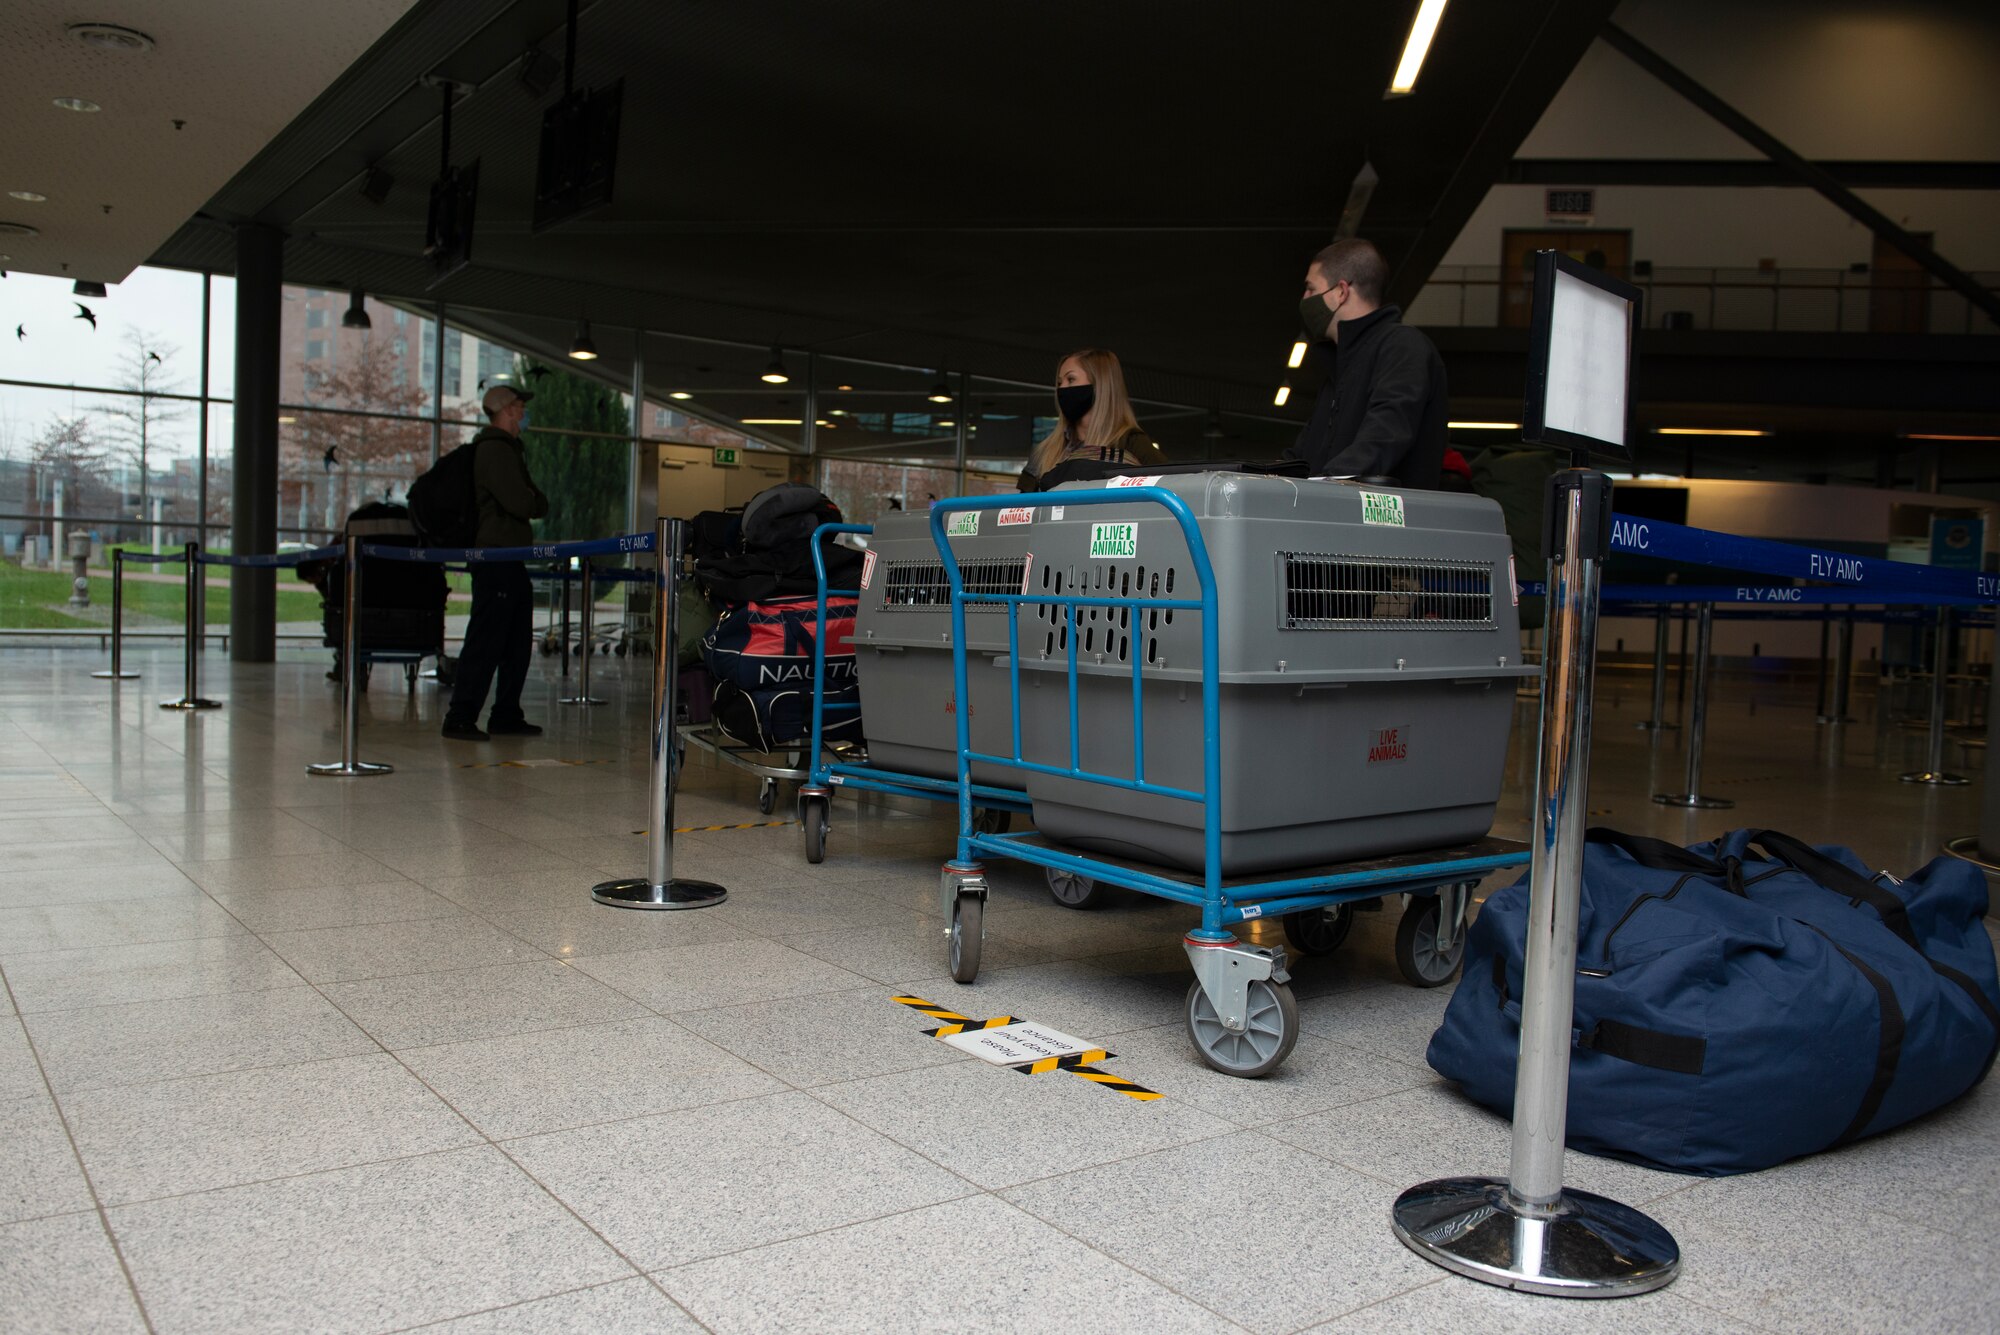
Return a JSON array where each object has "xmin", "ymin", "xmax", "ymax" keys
[{"xmin": 406, "ymin": 440, "xmax": 482, "ymax": 546}]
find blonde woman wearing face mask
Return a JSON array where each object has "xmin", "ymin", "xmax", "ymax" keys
[{"xmin": 1017, "ymin": 348, "xmax": 1164, "ymax": 492}]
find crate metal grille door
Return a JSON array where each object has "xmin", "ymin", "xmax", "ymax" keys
[
  {"xmin": 1279, "ymin": 554, "xmax": 1495, "ymax": 629},
  {"xmin": 882, "ymin": 559, "xmax": 1026, "ymax": 611}
]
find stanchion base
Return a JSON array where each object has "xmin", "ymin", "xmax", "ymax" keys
[
  {"xmin": 1653, "ymin": 792, "xmax": 1733, "ymax": 809},
  {"xmin": 1633, "ymin": 720, "xmax": 1678, "ymax": 732},
  {"xmin": 592, "ymin": 877, "xmax": 728, "ymax": 910},
  {"xmin": 1943, "ymin": 836, "xmax": 2000, "ymax": 874},
  {"xmin": 558, "ymin": 696, "xmax": 606, "ymax": 707},
  {"xmin": 306, "ymin": 761, "xmax": 394, "ymax": 778},
  {"xmin": 1392, "ymin": 1177, "xmax": 1680, "ymax": 1299},
  {"xmin": 91, "ymin": 670, "xmax": 140, "ymax": 680},
  {"xmin": 1900, "ymin": 770, "xmax": 1970, "ymax": 786},
  {"xmin": 160, "ymin": 698, "xmax": 221, "ymax": 711}
]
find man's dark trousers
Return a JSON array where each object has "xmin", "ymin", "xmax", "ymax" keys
[{"xmin": 447, "ymin": 562, "xmax": 533, "ymax": 728}]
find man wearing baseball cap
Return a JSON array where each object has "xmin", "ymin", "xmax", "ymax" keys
[{"xmin": 443, "ymin": 383, "xmax": 549, "ymax": 741}]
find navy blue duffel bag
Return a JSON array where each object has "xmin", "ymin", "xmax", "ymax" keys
[{"xmin": 1428, "ymin": 827, "xmax": 2000, "ymax": 1176}]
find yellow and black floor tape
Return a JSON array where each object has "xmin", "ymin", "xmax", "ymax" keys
[
  {"xmin": 456, "ymin": 758, "xmax": 614, "ymax": 770},
  {"xmin": 631, "ymin": 820, "xmax": 797, "ymax": 835},
  {"xmin": 893, "ymin": 995, "xmax": 1162, "ymax": 1102}
]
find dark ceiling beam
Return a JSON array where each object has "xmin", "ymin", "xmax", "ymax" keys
[
  {"xmin": 1599, "ymin": 22, "xmax": 2000, "ymax": 330},
  {"xmin": 1383, "ymin": 0, "xmax": 1623, "ymax": 310},
  {"xmin": 1505, "ymin": 159, "xmax": 2000, "ymax": 190}
]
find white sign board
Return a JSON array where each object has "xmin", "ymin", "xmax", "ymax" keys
[
  {"xmin": 1542, "ymin": 269, "xmax": 1630, "ymax": 450},
  {"xmin": 940, "ymin": 1020, "xmax": 1095, "ymax": 1066}
]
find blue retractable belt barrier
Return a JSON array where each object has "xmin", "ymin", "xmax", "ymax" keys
[
  {"xmin": 198, "ymin": 543, "xmax": 345, "ymax": 568},
  {"xmin": 115, "ymin": 550, "xmax": 191, "ymax": 564},
  {"xmin": 1607, "ymin": 514, "xmax": 2000, "ymax": 601},
  {"xmin": 1518, "ymin": 581, "xmax": 1993, "ymax": 608},
  {"xmin": 361, "ymin": 531, "xmax": 655, "ymax": 563}
]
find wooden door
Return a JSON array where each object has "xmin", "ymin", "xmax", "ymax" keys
[
  {"xmin": 1870, "ymin": 233, "xmax": 1932, "ymax": 333},
  {"xmin": 1501, "ymin": 229, "xmax": 1633, "ymax": 328}
]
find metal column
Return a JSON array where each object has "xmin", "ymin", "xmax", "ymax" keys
[
  {"xmin": 230, "ymin": 224, "xmax": 284, "ymax": 661},
  {"xmin": 1393, "ymin": 468, "xmax": 1680, "ymax": 1297}
]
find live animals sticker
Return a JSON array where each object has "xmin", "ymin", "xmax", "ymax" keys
[
  {"xmin": 997, "ymin": 507, "xmax": 1034, "ymax": 527},
  {"xmin": 1106, "ymin": 475, "xmax": 1163, "ymax": 488},
  {"xmin": 946, "ymin": 511, "xmax": 981, "ymax": 537},
  {"xmin": 1360, "ymin": 490, "xmax": 1405, "ymax": 527},
  {"xmin": 860, "ymin": 548, "xmax": 878, "ymax": 590},
  {"xmin": 1089, "ymin": 522, "xmax": 1138, "ymax": 559}
]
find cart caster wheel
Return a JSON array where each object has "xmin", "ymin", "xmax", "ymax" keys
[
  {"xmin": 614, "ymin": 644, "xmax": 627, "ymax": 657},
  {"xmin": 949, "ymin": 893, "xmax": 984, "ymax": 983},
  {"xmin": 756, "ymin": 780, "xmax": 778, "ymax": 816},
  {"xmin": 972, "ymin": 807, "xmax": 1011, "ymax": 836},
  {"xmin": 1045, "ymin": 865, "xmax": 1103, "ymax": 910},
  {"xmin": 802, "ymin": 795, "xmax": 830, "ymax": 864},
  {"xmin": 1185, "ymin": 977, "xmax": 1298, "ymax": 1078},
  {"xmin": 1395, "ymin": 895, "xmax": 1464, "ymax": 988},
  {"xmin": 1282, "ymin": 904, "xmax": 1354, "ymax": 957}
]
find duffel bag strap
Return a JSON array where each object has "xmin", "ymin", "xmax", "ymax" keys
[
  {"xmin": 1739, "ymin": 829, "xmax": 1919, "ymax": 949},
  {"xmin": 1577, "ymin": 1018, "xmax": 1706, "ymax": 1076},
  {"xmin": 1585, "ymin": 827, "xmax": 1728, "ymax": 876}
]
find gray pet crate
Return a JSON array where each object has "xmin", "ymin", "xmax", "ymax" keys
[
  {"xmin": 852, "ymin": 507, "xmax": 1034, "ymax": 786},
  {"xmin": 988, "ymin": 474, "xmax": 1534, "ymax": 874}
]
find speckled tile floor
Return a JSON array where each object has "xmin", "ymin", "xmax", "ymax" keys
[{"xmin": 0, "ymin": 645, "xmax": 1994, "ymax": 1333}]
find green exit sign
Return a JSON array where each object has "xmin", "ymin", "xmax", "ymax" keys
[{"xmin": 713, "ymin": 447, "xmax": 740, "ymax": 467}]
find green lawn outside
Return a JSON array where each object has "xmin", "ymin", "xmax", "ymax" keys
[{"xmin": 0, "ymin": 561, "xmax": 323, "ymax": 630}]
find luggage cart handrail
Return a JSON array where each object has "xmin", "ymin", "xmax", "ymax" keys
[
  {"xmin": 809, "ymin": 523, "xmax": 871, "ymax": 780},
  {"xmin": 928, "ymin": 487, "xmax": 1229, "ymax": 935}
]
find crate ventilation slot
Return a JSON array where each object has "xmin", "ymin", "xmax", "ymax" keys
[
  {"xmin": 1281, "ymin": 554, "xmax": 1494, "ymax": 629},
  {"xmin": 881, "ymin": 559, "xmax": 1025, "ymax": 611}
]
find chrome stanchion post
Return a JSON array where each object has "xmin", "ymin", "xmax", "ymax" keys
[
  {"xmin": 308, "ymin": 531, "xmax": 392, "ymax": 777},
  {"xmin": 1635, "ymin": 606, "xmax": 1676, "ymax": 732},
  {"xmin": 560, "ymin": 557, "xmax": 603, "ymax": 705},
  {"xmin": 1902, "ymin": 606, "xmax": 1969, "ymax": 785},
  {"xmin": 593, "ymin": 517, "xmax": 726, "ymax": 910},
  {"xmin": 1654, "ymin": 602, "xmax": 1731, "ymax": 808},
  {"xmin": 1394, "ymin": 469, "xmax": 1680, "ymax": 1297},
  {"xmin": 91, "ymin": 549, "xmax": 139, "ymax": 679},
  {"xmin": 160, "ymin": 543, "xmax": 220, "ymax": 710},
  {"xmin": 560, "ymin": 564, "xmax": 572, "ymax": 679},
  {"xmin": 1820, "ymin": 611, "xmax": 1857, "ymax": 723},
  {"xmin": 1392, "ymin": 467, "xmax": 1688, "ymax": 1295}
]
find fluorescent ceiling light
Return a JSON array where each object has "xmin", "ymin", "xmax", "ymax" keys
[
  {"xmin": 937, "ymin": 420, "xmax": 956, "ymax": 428},
  {"xmin": 1448, "ymin": 421, "xmax": 1518, "ymax": 430},
  {"xmin": 668, "ymin": 391, "xmax": 691, "ymax": 400},
  {"xmin": 1388, "ymin": 0, "xmax": 1448, "ymax": 96},
  {"xmin": 1287, "ymin": 341, "xmax": 1307, "ymax": 369},
  {"xmin": 742, "ymin": 417, "xmax": 803, "ymax": 425},
  {"xmin": 1903, "ymin": 432, "xmax": 2000, "ymax": 442},
  {"xmin": 7, "ymin": 191, "xmax": 46, "ymax": 203},
  {"xmin": 1655, "ymin": 427, "xmax": 1770, "ymax": 437},
  {"xmin": 1273, "ymin": 384, "xmax": 1291, "ymax": 407},
  {"xmin": 53, "ymin": 97, "xmax": 101, "ymax": 113}
]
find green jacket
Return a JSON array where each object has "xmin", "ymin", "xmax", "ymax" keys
[{"xmin": 468, "ymin": 426, "xmax": 548, "ymax": 548}]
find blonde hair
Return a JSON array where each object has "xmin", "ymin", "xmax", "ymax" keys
[{"xmin": 1028, "ymin": 348, "xmax": 1145, "ymax": 478}]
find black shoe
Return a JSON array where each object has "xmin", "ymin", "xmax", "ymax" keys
[
  {"xmin": 442, "ymin": 720, "xmax": 490, "ymax": 741},
  {"xmin": 487, "ymin": 719, "xmax": 543, "ymax": 736}
]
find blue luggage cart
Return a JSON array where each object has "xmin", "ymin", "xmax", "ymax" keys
[
  {"xmin": 792, "ymin": 523, "xmax": 1033, "ymax": 864},
  {"xmin": 927, "ymin": 488, "xmax": 1531, "ymax": 1078}
]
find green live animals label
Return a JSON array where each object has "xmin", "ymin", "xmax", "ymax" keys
[
  {"xmin": 1090, "ymin": 522, "xmax": 1138, "ymax": 559},
  {"xmin": 1360, "ymin": 490, "xmax": 1405, "ymax": 527},
  {"xmin": 947, "ymin": 511, "xmax": 981, "ymax": 536}
]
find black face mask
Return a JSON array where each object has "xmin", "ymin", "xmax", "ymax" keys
[{"xmin": 1056, "ymin": 383, "xmax": 1095, "ymax": 424}]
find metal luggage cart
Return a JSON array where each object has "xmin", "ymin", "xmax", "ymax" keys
[
  {"xmin": 677, "ymin": 723, "xmax": 812, "ymax": 815},
  {"xmin": 792, "ymin": 523, "xmax": 1033, "ymax": 865},
  {"xmin": 927, "ymin": 488, "xmax": 1531, "ymax": 1078}
]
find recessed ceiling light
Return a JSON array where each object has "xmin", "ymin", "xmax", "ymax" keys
[
  {"xmin": 1448, "ymin": 421, "xmax": 1520, "ymax": 430},
  {"xmin": 1654, "ymin": 427, "xmax": 1771, "ymax": 437},
  {"xmin": 836, "ymin": 384, "xmax": 854, "ymax": 391},
  {"xmin": 1273, "ymin": 383, "xmax": 1292, "ymax": 407},
  {"xmin": 1287, "ymin": 341, "xmax": 1307, "ymax": 369},
  {"xmin": 8, "ymin": 191, "xmax": 47, "ymax": 203},
  {"xmin": 68, "ymin": 23, "xmax": 155, "ymax": 54},
  {"xmin": 669, "ymin": 391, "xmax": 691, "ymax": 400},
  {"xmin": 0, "ymin": 222, "xmax": 40, "ymax": 237},
  {"xmin": 53, "ymin": 97, "xmax": 102, "ymax": 113}
]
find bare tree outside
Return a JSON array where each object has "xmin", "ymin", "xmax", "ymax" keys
[
  {"xmin": 30, "ymin": 414, "xmax": 114, "ymax": 515},
  {"xmin": 98, "ymin": 330, "xmax": 190, "ymax": 544},
  {"xmin": 285, "ymin": 338, "xmax": 431, "ymax": 531}
]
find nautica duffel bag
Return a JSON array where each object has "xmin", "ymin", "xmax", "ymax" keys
[{"xmin": 1428, "ymin": 826, "xmax": 2000, "ymax": 1175}]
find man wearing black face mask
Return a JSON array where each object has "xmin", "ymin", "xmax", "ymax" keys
[{"xmin": 1282, "ymin": 238, "xmax": 1448, "ymax": 489}]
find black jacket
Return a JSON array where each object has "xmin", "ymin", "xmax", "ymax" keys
[{"xmin": 1284, "ymin": 305, "xmax": 1447, "ymax": 489}]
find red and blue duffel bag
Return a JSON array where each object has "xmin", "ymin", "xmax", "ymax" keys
[{"xmin": 702, "ymin": 595, "xmax": 861, "ymax": 750}]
